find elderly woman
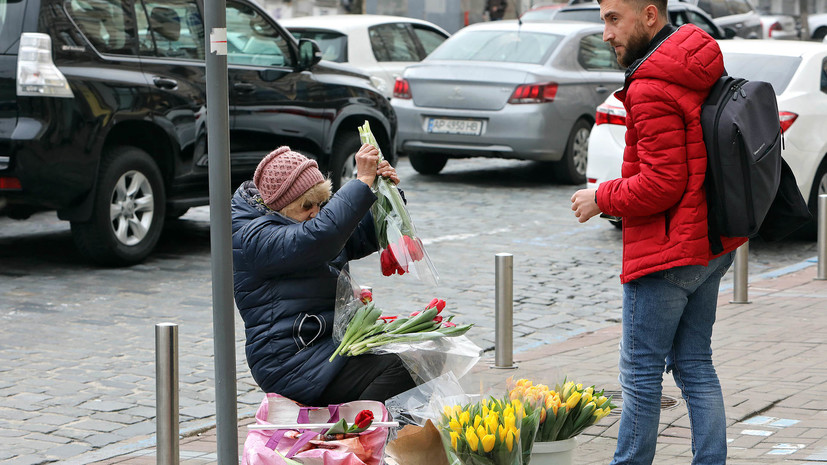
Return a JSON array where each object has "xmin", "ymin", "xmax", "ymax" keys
[{"xmin": 231, "ymin": 144, "xmax": 416, "ymax": 406}]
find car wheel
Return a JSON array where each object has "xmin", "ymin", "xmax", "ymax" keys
[
  {"xmin": 71, "ymin": 146, "xmax": 166, "ymax": 266},
  {"xmin": 814, "ymin": 27, "xmax": 827, "ymax": 40},
  {"xmin": 554, "ymin": 118, "xmax": 591, "ymax": 185},
  {"xmin": 408, "ymin": 153, "xmax": 448, "ymax": 175},
  {"xmin": 330, "ymin": 132, "xmax": 361, "ymax": 191}
]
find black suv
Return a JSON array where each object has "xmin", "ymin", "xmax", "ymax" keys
[{"xmin": 0, "ymin": 0, "xmax": 396, "ymax": 265}]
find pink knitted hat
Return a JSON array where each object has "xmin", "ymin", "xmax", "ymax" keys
[{"xmin": 253, "ymin": 146, "xmax": 324, "ymax": 211}]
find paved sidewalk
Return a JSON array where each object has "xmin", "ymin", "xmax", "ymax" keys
[{"xmin": 89, "ymin": 262, "xmax": 827, "ymax": 465}]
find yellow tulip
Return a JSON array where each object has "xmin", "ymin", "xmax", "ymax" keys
[
  {"xmin": 482, "ymin": 434, "xmax": 496, "ymax": 453},
  {"xmin": 506, "ymin": 430, "xmax": 514, "ymax": 452},
  {"xmin": 504, "ymin": 406, "xmax": 514, "ymax": 418},
  {"xmin": 514, "ymin": 427, "xmax": 520, "ymax": 442},
  {"xmin": 449, "ymin": 419, "xmax": 462, "ymax": 432},
  {"xmin": 596, "ymin": 395, "xmax": 609, "ymax": 408},
  {"xmin": 465, "ymin": 428, "xmax": 479, "ymax": 452},
  {"xmin": 539, "ymin": 408, "xmax": 546, "ymax": 423},
  {"xmin": 450, "ymin": 431, "xmax": 459, "ymax": 451},
  {"xmin": 565, "ymin": 391, "xmax": 582, "ymax": 410},
  {"xmin": 498, "ymin": 424, "xmax": 506, "ymax": 441},
  {"xmin": 504, "ymin": 414, "xmax": 516, "ymax": 431},
  {"xmin": 477, "ymin": 425, "xmax": 486, "ymax": 440},
  {"xmin": 482, "ymin": 405, "xmax": 489, "ymax": 418},
  {"xmin": 443, "ymin": 406, "xmax": 453, "ymax": 418},
  {"xmin": 460, "ymin": 410, "xmax": 470, "ymax": 425},
  {"xmin": 474, "ymin": 415, "xmax": 482, "ymax": 429}
]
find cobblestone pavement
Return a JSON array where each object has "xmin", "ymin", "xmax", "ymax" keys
[{"xmin": 0, "ymin": 158, "xmax": 818, "ymax": 464}]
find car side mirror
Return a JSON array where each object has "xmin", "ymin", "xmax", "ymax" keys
[
  {"xmin": 724, "ymin": 27, "xmax": 737, "ymax": 39},
  {"xmin": 298, "ymin": 38, "xmax": 322, "ymax": 69}
]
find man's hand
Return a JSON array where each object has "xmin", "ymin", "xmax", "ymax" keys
[{"xmin": 571, "ymin": 188, "xmax": 601, "ymax": 223}]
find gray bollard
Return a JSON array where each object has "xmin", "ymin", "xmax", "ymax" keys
[
  {"xmin": 494, "ymin": 253, "xmax": 516, "ymax": 369},
  {"xmin": 156, "ymin": 323, "xmax": 179, "ymax": 465},
  {"xmin": 731, "ymin": 242, "xmax": 750, "ymax": 304},
  {"xmin": 818, "ymin": 194, "xmax": 827, "ymax": 280}
]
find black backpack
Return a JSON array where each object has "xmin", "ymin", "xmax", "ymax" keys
[{"xmin": 701, "ymin": 75, "xmax": 788, "ymax": 254}]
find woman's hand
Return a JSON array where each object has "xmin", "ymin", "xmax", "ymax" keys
[
  {"xmin": 355, "ymin": 143, "xmax": 381, "ymax": 186},
  {"xmin": 377, "ymin": 160, "xmax": 399, "ymax": 185}
]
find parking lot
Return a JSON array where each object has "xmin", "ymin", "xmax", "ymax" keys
[{"xmin": 0, "ymin": 157, "xmax": 819, "ymax": 463}]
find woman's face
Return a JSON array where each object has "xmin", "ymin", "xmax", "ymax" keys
[{"xmin": 281, "ymin": 199, "xmax": 323, "ymax": 222}]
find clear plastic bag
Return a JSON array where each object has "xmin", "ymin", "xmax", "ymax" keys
[
  {"xmin": 385, "ymin": 371, "xmax": 473, "ymax": 427},
  {"xmin": 331, "ymin": 271, "xmax": 481, "ymax": 381}
]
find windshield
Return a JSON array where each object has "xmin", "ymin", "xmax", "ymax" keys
[
  {"xmin": 553, "ymin": 9, "xmax": 602, "ymax": 23},
  {"xmin": 722, "ymin": 53, "xmax": 800, "ymax": 94},
  {"xmin": 288, "ymin": 29, "xmax": 347, "ymax": 62},
  {"xmin": 427, "ymin": 30, "xmax": 563, "ymax": 64},
  {"xmin": 520, "ymin": 8, "xmax": 560, "ymax": 21},
  {"xmin": 0, "ymin": 0, "xmax": 25, "ymax": 53}
]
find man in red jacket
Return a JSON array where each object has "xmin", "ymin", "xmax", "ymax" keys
[{"xmin": 570, "ymin": 0, "xmax": 746, "ymax": 463}]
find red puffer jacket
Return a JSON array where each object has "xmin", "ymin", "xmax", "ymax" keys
[{"xmin": 596, "ymin": 24, "xmax": 745, "ymax": 283}]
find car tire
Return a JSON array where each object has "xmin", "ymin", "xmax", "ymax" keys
[
  {"xmin": 408, "ymin": 153, "xmax": 448, "ymax": 175},
  {"xmin": 554, "ymin": 118, "xmax": 591, "ymax": 185},
  {"xmin": 330, "ymin": 132, "xmax": 361, "ymax": 191},
  {"xmin": 806, "ymin": 162, "xmax": 827, "ymax": 234},
  {"xmin": 71, "ymin": 146, "xmax": 166, "ymax": 266},
  {"xmin": 813, "ymin": 27, "xmax": 827, "ymax": 40}
]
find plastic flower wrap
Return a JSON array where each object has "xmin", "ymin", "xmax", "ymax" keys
[
  {"xmin": 331, "ymin": 271, "xmax": 482, "ymax": 382},
  {"xmin": 358, "ymin": 121, "xmax": 439, "ymax": 286},
  {"xmin": 437, "ymin": 397, "xmax": 525, "ymax": 465},
  {"xmin": 507, "ymin": 378, "xmax": 616, "ymax": 443}
]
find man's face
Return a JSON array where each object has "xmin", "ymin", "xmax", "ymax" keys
[{"xmin": 601, "ymin": 0, "xmax": 651, "ymax": 68}]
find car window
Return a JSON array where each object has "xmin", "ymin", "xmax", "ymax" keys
[
  {"xmin": 66, "ymin": 0, "xmax": 136, "ymax": 54},
  {"xmin": 725, "ymin": 0, "xmax": 753, "ymax": 15},
  {"xmin": 722, "ymin": 52, "xmax": 799, "ymax": 94},
  {"xmin": 520, "ymin": 9, "xmax": 559, "ymax": 21},
  {"xmin": 427, "ymin": 30, "xmax": 563, "ymax": 64},
  {"xmin": 685, "ymin": 10, "xmax": 721, "ymax": 37},
  {"xmin": 369, "ymin": 23, "xmax": 420, "ymax": 62},
  {"xmin": 578, "ymin": 33, "xmax": 621, "ymax": 70},
  {"xmin": 137, "ymin": 0, "xmax": 203, "ymax": 59},
  {"xmin": 289, "ymin": 29, "xmax": 347, "ymax": 62},
  {"xmin": 1, "ymin": 0, "xmax": 26, "ymax": 53},
  {"xmin": 225, "ymin": 1, "xmax": 292, "ymax": 67},
  {"xmin": 821, "ymin": 58, "xmax": 827, "ymax": 94},
  {"xmin": 411, "ymin": 25, "xmax": 448, "ymax": 56},
  {"xmin": 554, "ymin": 9, "xmax": 602, "ymax": 23},
  {"xmin": 697, "ymin": 0, "xmax": 728, "ymax": 18}
]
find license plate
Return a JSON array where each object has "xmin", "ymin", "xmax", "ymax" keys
[{"xmin": 426, "ymin": 118, "xmax": 483, "ymax": 135}]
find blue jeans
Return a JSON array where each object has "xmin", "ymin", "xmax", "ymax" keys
[{"xmin": 611, "ymin": 252, "xmax": 734, "ymax": 465}]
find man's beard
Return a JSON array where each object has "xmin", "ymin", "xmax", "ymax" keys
[{"xmin": 617, "ymin": 21, "xmax": 651, "ymax": 68}]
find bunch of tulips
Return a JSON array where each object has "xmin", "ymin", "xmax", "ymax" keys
[
  {"xmin": 329, "ymin": 298, "xmax": 472, "ymax": 361},
  {"xmin": 437, "ymin": 397, "xmax": 532, "ymax": 465},
  {"xmin": 359, "ymin": 121, "xmax": 434, "ymax": 281},
  {"xmin": 508, "ymin": 378, "xmax": 615, "ymax": 443}
]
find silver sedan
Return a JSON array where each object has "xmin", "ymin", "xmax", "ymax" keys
[{"xmin": 391, "ymin": 20, "xmax": 625, "ymax": 184}]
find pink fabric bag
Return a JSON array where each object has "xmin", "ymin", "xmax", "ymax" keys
[{"xmin": 242, "ymin": 393, "xmax": 390, "ymax": 465}]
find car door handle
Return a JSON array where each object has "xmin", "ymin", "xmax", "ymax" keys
[
  {"xmin": 233, "ymin": 82, "xmax": 256, "ymax": 93},
  {"xmin": 596, "ymin": 86, "xmax": 609, "ymax": 94},
  {"xmin": 153, "ymin": 77, "xmax": 178, "ymax": 89}
]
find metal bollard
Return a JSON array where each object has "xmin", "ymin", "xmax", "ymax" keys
[
  {"xmin": 731, "ymin": 242, "xmax": 751, "ymax": 304},
  {"xmin": 494, "ymin": 253, "xmax": 516, "ymax": 369},
  {"xmin": 818, "ymin": 194, "xmax": 827, "ymax": 280},
  {"xmin": 156, "ymin": 323, "xmax": 179, "ymax": 465}
]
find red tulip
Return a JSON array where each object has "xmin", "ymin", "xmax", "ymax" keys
[
  {"xmin": 354, "ymin": 410, "xmax": 374, "ymax": 429},
  {"xmin": 433, "ymin": 316, "xmax": 443, "ymax": 323},
  {"xmin": 402, "ymin": 235, "xmax": 424, "ymax": 261},
  {"xmin": 380, "ymin": 249, "xmax": 395, "ymax": 276},
  {"xmin": 443, "ymin": 321, "xmax": 457, "ymax": 328},
  {"xmin": 411, "ymin": 311, "xmax": 420, "ymax": 317},
  {"xmin": 360, "ymin": 289, "xmax": 373, "ymax": 303},
  {"xmin": 427, "ymin": 298, "xmax": 439, "ymax": 309},
  {"xmin": 435, "ymin": 299, "xmax": 446, "ymax": 312},
  {"xmin": 379, "ymin": 316, "xmax": 398, "ymax": 323}
]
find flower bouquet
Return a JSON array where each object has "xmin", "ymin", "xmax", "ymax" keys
[
  {"xmin": 358, "ymin": 121, "xmax": 439, "ymax": 285},
  {"xmin": 330, "ymin": 297, "xmax": 473, "ymax": 361},
  {"xmin": 436, "ymin": 397, "xmax": 526, "ymax": 465},
  {"xmin": 508, "ymin": 378, "xmax": 615, "ymax": 443}
]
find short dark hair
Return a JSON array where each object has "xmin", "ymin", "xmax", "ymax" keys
[{"xmin": 599, "ymin": 0, "xmax": 668, "ymax": 19}]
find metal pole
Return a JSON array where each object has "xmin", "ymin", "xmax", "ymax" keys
[
  {"xmin": 494, "ymin": 253, "xmax": 515, "ymax": 368},
  {"xmin": 156, "ymin": 323, "xmax": 179, "ymax": 465},
  {"xmin": 204, "ymin": 0, "xmax": 237, "ymax": 461},
  {"xmin": 731, "ymin": 241, "xmax": 750, "ymax": 304},
  {"xmin": 817, "ymin": 194, "xmax": 827, "ymax": 280}
]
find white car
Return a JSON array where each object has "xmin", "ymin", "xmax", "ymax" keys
[
  {"xmin": 759, "ymin": 13, "xmax": 798, "ymax": 39},
  {"xmin": 281, "ymin": 15, "xmax": 450, "ymax": 98},
  {"xmin": 586, "ymin": 39, "xmax": 827, "ymax": 232}
]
